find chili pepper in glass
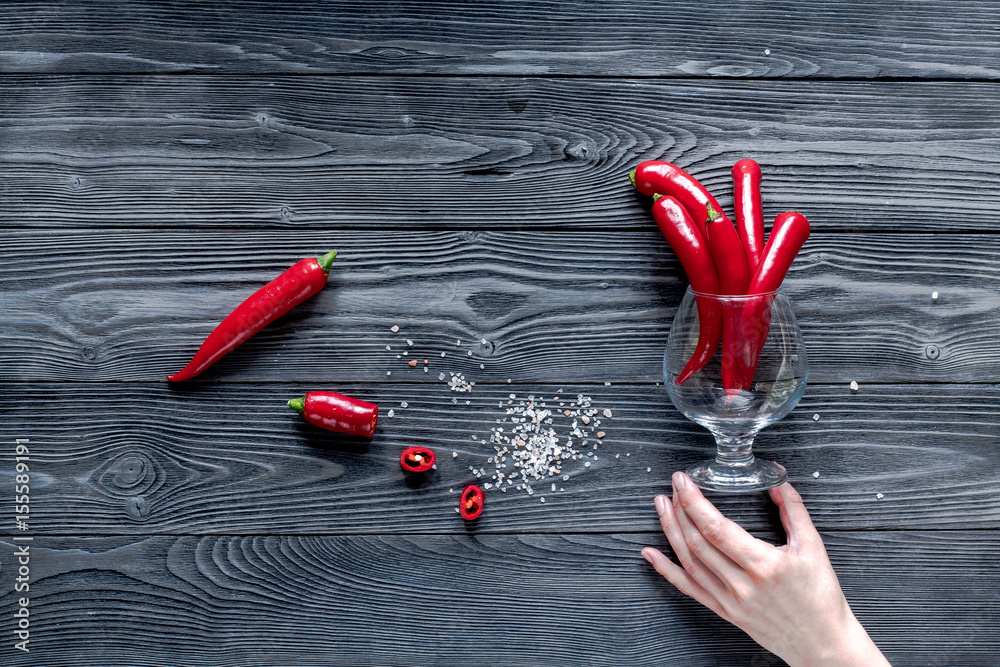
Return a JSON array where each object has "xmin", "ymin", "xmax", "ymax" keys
[
  {"xmin": 630, "ymin": 160, "xmax": 733, "ymax": 238},
  {"xmin": 650, "ymin": 195, "xmax": 722, "ymax": 384},
  {"xmin": 167, "ymin": 250, "xmax": 337, "ymax": 382},
  {"xmin": 741, "ymin": 211, "xmax": 811, "ymax": 387},
  {"xmin": 459, "ymin": 484, "xmax": 485, "ymax": 520},
  {"xmin": 732, "ymin": 159, "xmax": 765, "ymax": 276},
  {"xmin": 703, "ymin": 203, "xmax": 751, "ymax": 396},
  {"xmin": 288, "ymin": 391, "xmax": 378, "ymax": 438},
  {"xmin": 399, "ymin": 446, "xmax": 435, "ymax": 473}
]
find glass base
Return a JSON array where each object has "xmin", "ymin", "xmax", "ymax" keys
[{"xmin": 686, "ymin": 457, "xmax": 787, "ymax": 493}]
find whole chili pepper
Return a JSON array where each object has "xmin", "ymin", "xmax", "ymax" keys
[
  {"xmin": 287, "ymin": 391, "xmax": 379, "ymax": 438},
  {"xmin": 741, "ymin": 211, "xmax": 811, "ymax": 387},
  {"xmin": 167, "ymin": 250, "xmax": 337, "ymax": 382},
  {"xmin": 630, "ymin": 160, "xmax": 733, "ymax": 237},
  {"xmin": 459, "ymin": 484, "xmax": 484, "ymax": 520},
  {"xmin": 732, "ymin": 159, "xmax": 765, "ymax": 276},
  {"xmin": 703, "ymin": 203, "xmax": 750, "ymax": 396},
  {"xmin": 400, "ymin": 446, "xmax": 435, "ymax": 473},
  {"xmin": 651, "ymin": 195, "xmax": 722, "ymax": 385}
]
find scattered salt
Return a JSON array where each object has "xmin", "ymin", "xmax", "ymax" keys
[
  {"xmin": 406, "ymin": 339, "xmax": 413, "ymax": 346},
  {"xmin": 441, "ymin": 352, "xmax": 446, "ymax": 357},
  {"xmin": 812, "ymin": 413, "xmax": 820, "ymax": 421},
  {"xmin": 400, "ymin": 401, "xmax": 408, "ymax": 408},
  {"xmin": 385, "ymin": 345, "xmax": 391, "ymax": 351},
  {"xmin": 850, "ymin": 381, "xmax": 859, "ymax": 392},
  {"xmin": 646, "ymin": 467, "xmax": 651, "ymax": 473},
  {"xmin": 813, "ymin": 471, "xmax": 820, "ymax": 478},
  {"xmin": 386, "ymin": 371, "xmax": 391, "ymax": 376},
  {"xmin": 387, "ymin": 409, "xmax": 395, "ymax": 417},
  {"xmin": 480, "ymin": 364, "xmax": 485, "ymax": 369},
  {"xmin": 931, "ymin": 291, "xmax": 939, "ymax": 301},
  {"xmin": 604, "ymin": 381, "xmax": 611, "ymax": 387},
  {"xmin": 456, "ymin": 339, "xmax": 461, "ymax": 346},
  {"xmin": 452, "ymin": 452, "xmax": 458, "ymax": 458},
  {"xmin": 603, "ymin": 409, "xmax": 612, "ymax": 418},
  {"xmin": 507, "ymin": 379, "xmax": 512, "ymax": 383},
  {"xmin": 481, "ymin": 338, "xmax": 488, "ymax": 344},
  {"xmin": 390, "ymin": 325, "xmax": 399, "ymax": 333},
  {"xmin": 876, "ymin": 493, "xmax": 884, "ymax": 499}
]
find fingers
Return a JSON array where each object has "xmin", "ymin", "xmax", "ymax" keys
[
  {"xmin": 655, "ymin": 493, "xmax": 730, "ymax": 600},
  {"xmin": 769, "ymin": 482, "xmax": 821, "ymax": 549},
  {"xmin": 672, "ymin": 472, "xmax": 770, "ymax": 571},
  {"xmin": 641, "ymin": 547, "xmax": 733, "ymax": 624}
]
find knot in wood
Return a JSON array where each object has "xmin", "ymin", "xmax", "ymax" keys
[{"xmin": 100, "ymin": 451, "xmax": 159, "ymax": 496}]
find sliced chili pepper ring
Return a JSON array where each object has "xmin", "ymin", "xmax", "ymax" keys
[
  {"xmin": 459, "ymin": 484, "xmax": 485, "ymax": 520},
  {"xmin": 400, "ymin": 446, "xmax": 436, "ymax": 473}
]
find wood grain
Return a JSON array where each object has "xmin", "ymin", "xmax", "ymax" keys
[
  {"xmin": 3, "ymin": 1, "xmax": 1000, "ymax": 79},
  {"xmin": 3, "ymin": 77, "xmax": 1000, "ymax": 231},
  {"xmin": 2, "ymin": 229, "xmax": 998, "ymax": 384},
  {"xmin": 0, "ymin": 531, "xmax": 996, "ymax": 666},
  {"xmin": 1, "ymin": 382, "xmax": 998, "ymax": 535}
]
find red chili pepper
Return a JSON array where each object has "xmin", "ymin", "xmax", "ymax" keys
[
  {"xmin": 400, "ymin": 446, "xmax": 435, "ymax": 473},
  {"xmin": 732, "ymin": 159, "xmax": 765, "ymax": 276},
  {"xmin": 167, "ymin": 250, "xmax": 337, "ymax": 382},
  {"xmin": 287, "ymin": 391, "xmax": 379, "ymax": 438},
  {"xmin": 747, "ymin": 211, "xmax": 811, "ymax": 293},
  {"xmin": 651, "ymin": 195, "xmax": 722, "ymax": 385},
  {"xmin": 742, "ymin": 211, "xmax": 811, "ymax": 387},
  {"xmin": 459, "ymin": 484, "xmax": 484, "ymax": 520},
  {"xmin": 630, "ymin": 160, "xmax": 733, "ymax": 237},
  {"xmin": 702, "ymin": 203, "xmax": 751, "ymax": 395}
]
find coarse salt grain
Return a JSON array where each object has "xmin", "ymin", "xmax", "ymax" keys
[
  {"xmin": 646, "ymin": 467, "xmax": 651, "ymax": 473},
  {"xmin": 424, "ymin": 367, "xmax": 428, "ymax": 373},
  {"xmin": 597, "ymin": 431, "xmax": 605, "ymax": 438},
  {"xmin": 604, "ymin": 381, "xmax": 611, "ymax": 387},
  {"xmin": 452, "ymin": 452, "xmax": 458, "ymax": 458},
  {"xmin": 385, "ymin": 345, "xmax": 391, "ymax": 351},
  {"xmin": 387, "ymin": 409, "xmax": 395, "ymax": 417},
  {"xmin": 876, "ymin": 493, "xmax": 884, "ymax": 499},
  {"xmin": 386, "ymin": 371, "xmax": 391, "ymax": 376},
  {"xmin": 408, "ymin": 360, "xmax": 417, "ymax": 367},
  {"xmin": 603, "ymin": 409, "xmax": 612, "ymax": 418},
  {"xmin": 456, "ymin": 339, "xmax": 461, "ymax": 346},
  {"xmin": 812, "ymin": 413, "xmax": 820, "ymax": 421},
  {"xmin": 407, "ymin": 339, "xmax": 413, "ymax": 346},
  {"xmin": 813, "ymin": 471, "xmax": 820, "ymax": 478},
  {"xmin": 390, "ymin": 325, "xmax": 399, "ymax": 333},
  {"xmin": 850, "ymin": 380, "xmax": 859, "ymax": 392}
]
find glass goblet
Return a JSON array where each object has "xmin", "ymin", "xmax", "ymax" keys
[{"xmin": 664, "ymin": 287, "xmax": 808, "ymax": 492}]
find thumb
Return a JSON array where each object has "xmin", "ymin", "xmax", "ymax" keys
[{"xmin": 769, "ymin": 482, "xmax": 822, "ymax": 550}]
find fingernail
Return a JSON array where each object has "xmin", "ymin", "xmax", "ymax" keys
[
  {"xmin": 654, "ymin": 495, "xmax": 668, "ymax": 517},
  {"xmin": 640, "ymin": 548, "xmax": 654, "ymax": 564},
  {"xmin": 672, "ymin": 472, "xmax": 687, "ymax": 491}
]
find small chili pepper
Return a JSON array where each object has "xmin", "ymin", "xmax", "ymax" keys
[
  {"xmin": 287, "ymin": 391, "xmax": 378, "ymax": 437},
  {"xmin": 459, "ymin": 484, "xmax": 485, "ymax": 520},
  {"xmin": 630, "ymin": 160, "xmax": 733, "ymax": 237},
  {"xmin": 167, "ymin": 250, "xmax": 337, "ymax": 382},
  {"xmin": 742, "ymin": 211, "xmax": 811, "ymax": 387},
  {"xmin": 400, "ymin": 446, "xmax": 435, "ymax": 473},
  {"xmin": 732, "ymin": 159, "xmax": 765, "ymax": 276},
  {"xmin": 651, "ymin": 195, "xmax": 722, "ymax": 385}
]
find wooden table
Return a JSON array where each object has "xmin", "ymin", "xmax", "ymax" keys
[{"xmin": 2, "ymin": 3, "xmax": 999, "ymax": 665}]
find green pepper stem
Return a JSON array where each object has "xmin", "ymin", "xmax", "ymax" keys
[
  {"xmin": 317, "ymin": 250, "xmax": 337, "ymax": 273},
  {"xmin": 651, "ymin": 193, "xmax": 663, "ymax": 202},
  {"xmin": 628, "ymin": 168, "xmax": 637, "ymax": 187},
  {"xmin": 706, "ymin": 203, "xmax": 721, "ymax": 222},
  {"xmin": 287, "ymin": 397, "xmax": 305, "ymax": 414}
]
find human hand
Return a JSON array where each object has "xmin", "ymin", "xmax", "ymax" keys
[{"xmin": 641, "ymin": 472, "xmax": 890, "ymax": 667}]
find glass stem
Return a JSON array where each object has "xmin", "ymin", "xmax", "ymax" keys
[{"xmin": 713, "ymin": 433, "xmax": 756, "ymax": 467}]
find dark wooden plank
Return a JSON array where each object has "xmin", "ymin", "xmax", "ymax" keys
[
  {"xmin": 3, "ymin": 1, "xmax": 1000, "ymax": 79},
  {"xmin": 2, "ymin": 77, "xmax": 1000, "ymax": 231},
  {"xmin": 2, "ymin": 229, "xmax": 997, "ymax": 384},
  {"xmin": 0, "ymin": 531, "xmax": 996, "ymax": 666},
  {"xmin": 1, "ymin": 382, "xmax": 998, "ymax": 534}
]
